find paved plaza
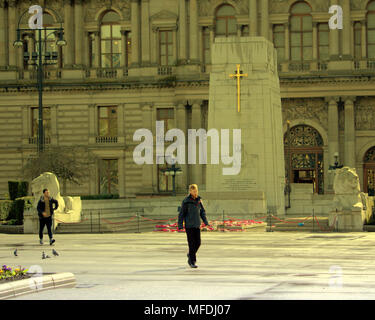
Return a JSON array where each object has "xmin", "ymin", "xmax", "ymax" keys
[{"xmin": 2, "ymin": 230, "xmax": 375, "ymax": 300}]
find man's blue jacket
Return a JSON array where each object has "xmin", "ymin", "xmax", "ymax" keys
[{"xmin": 178, "ymin": 194, "xmax": 209, "ymax": 229}]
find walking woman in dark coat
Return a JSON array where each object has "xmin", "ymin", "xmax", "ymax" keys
[{"xmin": 178, "ymin": 184, "xmax": 209, "ymax": 268}]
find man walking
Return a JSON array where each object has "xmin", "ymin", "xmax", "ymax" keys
[
  {"xmin": 178, "ymin": 184, "xmax": 209, "ymax": 268},
  {"xmin": 37, "ymin": 188, "xmax": 58, "ymax": 245}
]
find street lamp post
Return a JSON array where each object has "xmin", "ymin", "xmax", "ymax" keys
[
  {"xmin": 328, "ymin": 151, "xmax": 343, "ymax": 190},
  {"xmin": 14, "ymin": 8, "xmax": 66, "ymax": 154},
  {"xmin": 162, "ymin": 155, "xmax": 182, "ymax": 196}
]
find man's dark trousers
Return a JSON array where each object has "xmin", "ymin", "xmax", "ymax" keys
[
  {"xmin": 39, "ymin": 216, "xmax": 53, "ymax": 240},
  {"xmin": 186, "ymin": 227, "xmax": 201, "ymax": 263}
]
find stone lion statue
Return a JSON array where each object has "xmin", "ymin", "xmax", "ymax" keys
[
  {"xmin": 30, "ymin": 172, "xmax": 65, "ymax": 213},
  {"xmin": 333, "ymin": 167, "xmax": 363, "ymax": 211}
]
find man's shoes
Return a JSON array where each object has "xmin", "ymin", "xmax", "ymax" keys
[
  {"xmin": 49, "ymin": 239, "xmax": 55, "ymax": 245},
  {"xmin": 187, "ymin": 254, "xmax": 197, "ymax": 268},
  {"xmin": 39, "ymin": 239, "xmax": 43, "ymax": 245}
]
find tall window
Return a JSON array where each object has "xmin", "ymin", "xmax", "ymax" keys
[
  {"xmin": 202, "ymin": 27, "xmax": 211, "ymax": 64},
  {"xmin": 273, "ymin": 24, "xmax": 285, "ymax": 62},
  {"xmin": 318, "ymin": 23, "xmax": 329, "ymax": 60},
  {"xmin": 99, "ymin": 159, "xmax": 118, "ymax": 195},
  {"xmin": 215, "ymin": 4, "xmax": 237, "ymax": 37},
  {"xmin": 157, "ymin": 108, "xmax": 175, "ymax": 192},
  {"xmin": 33, "ymin": 13, "xmax": 60, "ymax": 67},
  {"xmin": 31, "ymin": 107, "xmax": 51, "ymax": 138},
  {"xmin": 22, "ymin": 34, "xmax": 29, "ymax": 70},
  {"xmin": 98, "ymin": 106, "xmax": 118, "ymax": 136},
  {"xmin": 100, "ymin": 10, "xmax": 121, "ymax": 68},
  {"xmin": 367, "ymin": 1, "xmax": 375, "ymax": 58},
  {"xmin": 157, "ymin": 108, "xmax": 174, "ymax": 132},
  {"xmin": 354, "ymin": 22, "xmax": 362, "ymax": 59},
  {"xmin": 290, "ymin": 1, "xmax": 312, "ymax": 61},
  {"xmin": 159, "ymin": 30, "xmax": 173, "ymax": 66}
]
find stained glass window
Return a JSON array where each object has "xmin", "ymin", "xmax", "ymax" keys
[{"xmin": 284, "ymin": 125, "xmax": 323, "ymax": 147}]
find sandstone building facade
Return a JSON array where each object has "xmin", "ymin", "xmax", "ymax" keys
[{"xmin": 0, "ymin": 0, "xmax": 374, "ymax": 199}]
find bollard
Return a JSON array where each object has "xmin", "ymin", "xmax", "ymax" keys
[
  {"xmin": 222, "ymin": 210, "xmax": 225, "ymax": 232},
  {"xmin": 98, "ymin": 210, "xmax": 101, "ymax": 233},
  {"xmin": 90, "ymin": 211, "xmax": 92, "ymax": 233},
  {"xmin": 137, "ymin": 212, "xmax": 140, "ymax": 233},
  {"xmin": 312, "ymin": 209, "xmax": 315, "ymax": 233}
]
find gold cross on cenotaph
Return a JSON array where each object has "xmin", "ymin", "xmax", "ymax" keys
[{"xmin": 229, "ymin": 64, "xmax": 248, "ymax": 112}]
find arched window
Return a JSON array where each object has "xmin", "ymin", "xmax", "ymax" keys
[
  {"xmin": 290, "ymin": 1, "xmax": 312, "ymax": 61},
  {"xmin": 32, "ymin": 12, "xmax": 60, "ymax": 67},
  {"xmin": 367, "ymin": 1, "xmax": 375, "ymax": 58},
  {"xmin": 100, "ymin": 10, "xmax": 121, "ymax": 68},
  {"xmin": 284, "ymin": 125, "xmax": 324, "ymax": 194},
  {"xmin": 215, "ymin": 4, "xmax": 237, "ymax": 37}
]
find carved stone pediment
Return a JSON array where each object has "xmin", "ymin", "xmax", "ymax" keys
[{"xmin": 150, "ymin": 9, "xmax": 178, "ymax": 30}]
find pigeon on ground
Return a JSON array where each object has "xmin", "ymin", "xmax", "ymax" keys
[
  {"xmin": 52, "ymin": 249, "xmax": 59, "ymax": 256},
  {"xmin": 42, "ymin": 251, "xmax": 50, "ymax": 259},
  {"xmin": 13, "ymin": 249, "xmax": 17, "ymax": 257}
]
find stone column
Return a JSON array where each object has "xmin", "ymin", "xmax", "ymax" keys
[
  {"xmin": 312, "ymin": 22, "xmax": 318, "ymax": 60},
  {"xmin": 249, "ymin": 0, "xmax": 257, "ymax": 36},
  {"xmin": 92, "ymin": 31, "xmax": 100, "ymax": 68},
  {"xmin": 284, "ymin": 22, "xmax": 290, "ymax": 61},
  {"xmin": 63, "ymin": 0, "xmax": 74, "ymax": 67},
  {"xmin": 141, "ymin": 0, "xmax": 150, "ymax": 66},
  {"xmin": 342, "ymin": 0, "xmax": 351, "ymax": 59},
  {"xmin": 189, "ymin": 0, "xmax": 199, "ymax": 63},
  {"xmin": 190, "ymin": 101, "xmax": 202, "ymax": 186},
  {"xmin": 82, "ymin": 31, "xmax": 90, "ymax": 68},
  {"xmin": 131, "ymin": 0, "xmax": 140, "ymax": 67},
  {"xmin": 118, "ymin": 103, "xmax": 125, "ymax": 144},
  {"xmin": 118, "ymin": 151, "xmax": 125, "ymax": 198},
  {"xmin": 326, "ymin": 97, "xmax": 339, "ymax": 167},
  {"xmin": 178, "ymin": 0, "xmax": 187, "ymax": 63},
  {"xmin": 121, "ymin": 30, "xmax": 127, "ymax": 67},
  {"xmin": 361, "ymin": 20, "xmax": 367, "ymax": 59},
  {"xmin": 141, "ymin": 104, "xmax": 154, "ymax": 193},
  {"xmin": 88, "ymin": 104, "xmax": 96, "ymax": 144},
  {"xmin": 26, "ymin": 35, "xmax": 34, "ymax": 70},
  {"xmin": 237, "ymin": 25, "xmax": 242, "ymax": 37},
  {"xmin": 8, "ymin": 0, "xmax": 17, "ymax": 68},
  {"xmin": 209, "ymin": 25, "xmax": 214, "ymax": 45},
  {"xmin": 0, "ymin": 2, "xmax": 7, "ymax": 67},
  {"xmin": 51, "ymin": 105, "xmax": 58, "ymax": 144},
  {"xmin": 151, "ymin": 26, "xmax": 158, "ymax": 66},
  {"xmin": 17, "ymin": 35, "xmax": 24, "ymax": 71},
  {"xmin": 173, "ymin": 28, "xmax": 177, "ymax": 65},
  {"xmin": 176, "ymin": 103, "xmax": 188, "ymax": 192},
  {"xmin": 344, "ymin": 97, "xmax": 356, "ymax": 168},
  {"xmin": 74, "ymin": 0, "xmax": 83, "ymax": 66},
  {"xmin": 261, "ymin": 0, "xmax": 269, "ymax": 40},
  {"xmin": 329, "ymin": 0, "xmax": 339, "ymax": 59}
]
